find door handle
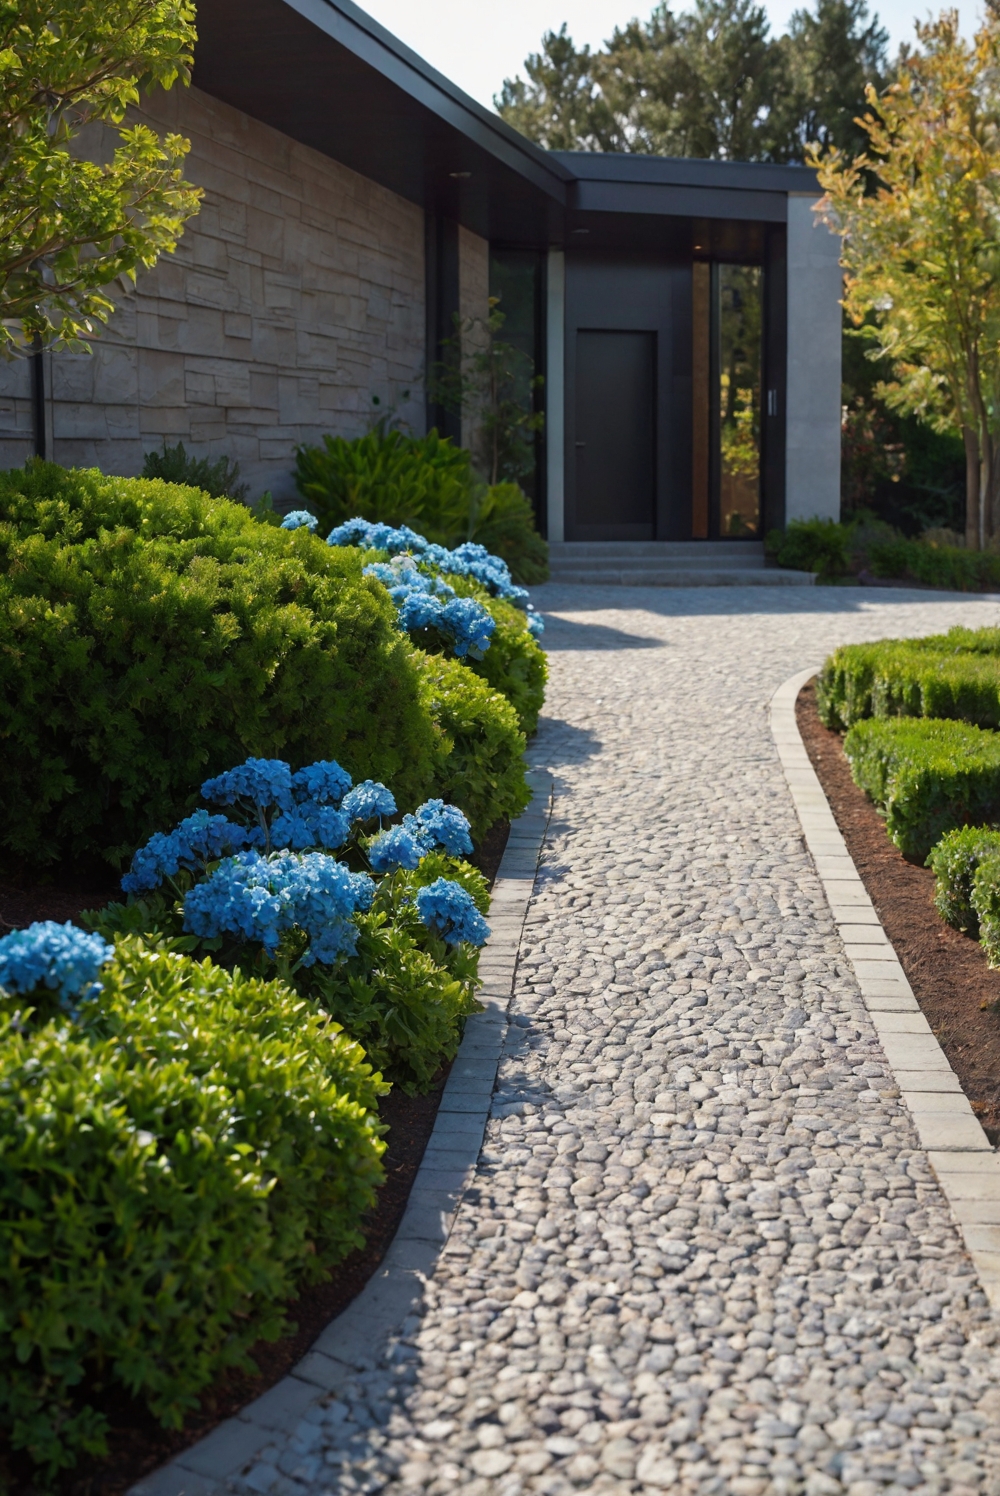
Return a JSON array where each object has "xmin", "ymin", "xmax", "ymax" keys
[{"xmin": 575, "ymin": 442, "xmax": 586, "ymax": 448}]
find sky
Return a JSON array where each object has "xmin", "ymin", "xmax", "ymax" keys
[{"xmin": 360, "ymin": 0, "xmax": 981, "ymax": 111}]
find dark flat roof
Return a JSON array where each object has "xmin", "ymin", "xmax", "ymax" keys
[{"xmin": 192, "ymin": 0, "xmax": 821, "ymax": 244}]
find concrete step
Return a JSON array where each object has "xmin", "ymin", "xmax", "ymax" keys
[
  {"xmin": 550, "ymin": 555, "xmax": 769, "ymax": 573},
  {"xmin": 550, "ymin": 540, "xmax": 766, "ymax": 559},
  {"xmin": 544, "ymin": 565, "xmax": 816, "ymax": 587}
]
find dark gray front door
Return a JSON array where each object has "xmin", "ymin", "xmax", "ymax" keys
[{"xmin": 574, "ymin": 329, "xmax": 656, "ymax": 539}]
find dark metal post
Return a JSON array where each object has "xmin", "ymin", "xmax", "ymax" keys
[{"xmin": 31, "ymin": 335, "xmax": 46, "ymax": 460}]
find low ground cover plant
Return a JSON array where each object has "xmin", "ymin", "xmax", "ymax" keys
[
  {"xmin": 87, "ymin": 755, "xmax": 491, "ymax": 1089},
  {"xmin": 0, "ymin": 927, "xmax": 385, "ymax": 1481},
  {"xmin": 842, "ymin": 716, "xmax": 1000, "ymax": 859},
  {"xmin": 817, "ymin": 627, "xmax": 1000, "ymax": 732},
  {"xmin": 0, "ymin": 463, "xmax": 535, "ymax": 868}
]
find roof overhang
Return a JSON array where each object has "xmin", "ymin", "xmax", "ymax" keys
[{"xmin": 192, "ymin": 0, "xmax": 821, "ymax": 249}]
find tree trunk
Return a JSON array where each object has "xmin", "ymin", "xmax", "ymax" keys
[{"xmin": 965, "ymin": 425, "xmax": 981, "ymax": 549}]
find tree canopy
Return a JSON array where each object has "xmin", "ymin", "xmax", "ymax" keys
[
  {"xmin": 496, "ymin": 0, "xmax": 889, "ymax": 163},
  {"xmin": 814, "ymin": 13, "xmax": 1000, "ymax": 548},
  {"xmin": 0, "ymin": 0, "xmax": 202, "ymax": 355}
]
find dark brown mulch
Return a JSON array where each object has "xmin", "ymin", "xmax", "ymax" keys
[
  {"xmin": 6, "ymin": 818, "xmax": 512, "ymax": 1496},
  {"xmin": 796, "ymin": 682, "xmax": 1000, "ymax": 1140}
]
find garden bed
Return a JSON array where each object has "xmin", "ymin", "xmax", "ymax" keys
[
  {"xmin": 797, "ymin": 680, "xmax": 1000, "ymax": 1140},
  {"xmin": 7, "ymin": 820, "xmax": 510, "ymax": 1496}
]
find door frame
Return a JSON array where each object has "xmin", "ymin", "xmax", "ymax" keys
[{"xmin": 564, "ymin": 251, "xmax": 691, "ymax": 543}]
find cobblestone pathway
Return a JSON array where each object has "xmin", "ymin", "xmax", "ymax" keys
[{"xmin": 246, "ymin": 588, "xmax": 1000, "ymax": 1496}]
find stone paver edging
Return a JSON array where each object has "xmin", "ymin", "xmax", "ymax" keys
[
  {"xmin": 771, "ymin": 668, "xmax": 1000, "ymax": 1310},
  {"xmin": 131, "ymin": 769, "xmax": 554, "ymax": 1496}
]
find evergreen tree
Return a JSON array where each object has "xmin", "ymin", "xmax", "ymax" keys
[{"xmin": 496, "ymin": 0, "xmax": 889, "ymax": 164}]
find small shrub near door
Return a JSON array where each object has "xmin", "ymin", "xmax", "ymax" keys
[{"xmin": 0, "ymin": 931, "xmax": 385, "ymax": 1481}]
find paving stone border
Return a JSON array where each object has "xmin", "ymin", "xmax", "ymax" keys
[
  {"xmin": 771, "ymin": 667, "xmax": 1000, "ymax": 1311},
  {"xmin": 130, "ymin": 769, "xmax": 554, "ymax": 1496}
]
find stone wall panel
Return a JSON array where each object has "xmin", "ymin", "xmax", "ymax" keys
[{"xmin": 0, "ymin": 83, "xmax": 426, "ymax": 498}]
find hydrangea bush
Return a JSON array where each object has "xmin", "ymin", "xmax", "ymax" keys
[
  {"xmin": 328, "ymin": 515, "xmax": 547, "ymax": 734},
  {"xmin": 90, "ymin": 755, "xmax": 490, "ymax": 1088}
]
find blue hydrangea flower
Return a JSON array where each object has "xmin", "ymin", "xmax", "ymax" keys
[
  {"xmin": 327, "ymin": 518, "xmax": 378, "ymax": 548},
  {"xmin": 411, "ymin": 799, "xmax": 473, "ymax": 857},
  {"xmin": 415, "ymin": 879, "xmax": 490, "ymax": 947},
  {"xmin": 183, "ymin": 851, "xmax": 374, "ymax": 964},
  {"xmin": 280, "ymin": 510, "xmax": 319, "ymax": 531},
  {"xmin": 367, "ymin": 824, "xmax": 424, "ymax": 873},
  {"xmin": 270, "ymin": 804, "xmax": 351, "ymax": 851},
  {"xmin": 291, "ymin": 760, "xmax": 353, "ymax": 806},
  {"xmin": 342, "ymin": 779, "xmax": 397, "ymax": 823},
  {"xmin": 122, "ymin": 809, "xmax": 252, "ymax": 894},
  {"xmin": 0, "ymin": 921, "xmax": 114, "ymax": 1007},
  {"xmin": 202, "ymin": 758, "xmax": 294, "ymax": 812},
  {"xmin": 440, "ymin": 596, "xmax": 495, "ymax": 657},
  {"xmin": 526, "ymin": 609, "xmax": 545, "ymax": 638}
]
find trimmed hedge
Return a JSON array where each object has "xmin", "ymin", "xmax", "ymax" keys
[
  {"xmin": 0, "ymin": 938, "xmax": 385, "ymax": 1478},
  {"xmin": 817, "ymin": 628, "xmax": 1000, "ymax": 732},
  {"xmin": 843, "ymin": 717, "xmax": 1000, "ymax": 859},
  {"xmin": 0, "ymin": 463, "xmax": 438, "ymax": 868},
  {"xmin": 867, "ymin": 536, "xmax": 1000, "ymax": 592},
  {"xmin": 927, "ymin": 825, "xmax": 1000, "ymax": 935},
  {"xmin": 418, "ymin": 651, "xmax": 531, "ymax": 837}
]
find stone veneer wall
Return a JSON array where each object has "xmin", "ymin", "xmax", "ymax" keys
[{"xmin": 0, "ymin": 84, "xmax": 431, "ymax": 502}]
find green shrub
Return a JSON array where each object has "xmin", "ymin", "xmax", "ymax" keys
[
  {"xmin": 294, "ymin": 429, "xmax": 472, "ymax": 542},
  {"xmin": 867, "ymin": 535, "xmax": 1000, "ymax": 591},
  {"xmin": 927, "ymin": 825, "xmax": 1000, "ymax": 933},
  {"xmin": 295, "ymin": 433, "xmax": 548, "ymax": 586},
  {"xmin": 971, "ymin": 854, "xmax": 1000, "ymax": 967},
  {"xmin": 817, "ymin": 629, "xmax": 1000, "ymax": 732},
  {"xmin": 766, "ymin": 517, "xmax": 850, "ymax": 578},
  {"xmin": 418, "ymin": 651, "xmax": 531, "ymax": 837},
  {"xmin": 141, "ymin": 440, "xmax": 249, "ymax": 503},
  {"xmin": 469, "ymin": 482, "xmax": 549, "ymax": 585},
  {"xmin": 0, "ymin": 938, "xmax": 385, "ymax": 1479},
  {"xmin": 0, "ymin": 462, "xmax": 439, "ymax": 868},
  {"xmin": 843, "ymin": 717, "xmax": 1000, "ymax": 859}
]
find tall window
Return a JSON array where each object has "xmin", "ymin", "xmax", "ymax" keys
[
  {"xmin": 488, "ymin": 249, "xmax": 544, "ymax": 510},
  {"xmin": 718, "ymin": 264, "xmax": 763, "ymax": 538},
  {"xmin": 692, "ymin": 259, "xmax": 764, "ymax": 539}
]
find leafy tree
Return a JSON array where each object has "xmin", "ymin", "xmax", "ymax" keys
[
  {"xmin": 814, "ymin": 13, "xmax": 1000, "ymax": 548},
  {"xmin": 0, "ymin": 0, "xmax": 202, "ymax": 354},
  {"xmin": 496, "ymin": 0, "xmax": 888, "ymax": 164}
]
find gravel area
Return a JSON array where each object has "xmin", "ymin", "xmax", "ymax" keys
[{"xmin": 236, "ymin": 586, "xmax": 1000, "ymax": 1496}]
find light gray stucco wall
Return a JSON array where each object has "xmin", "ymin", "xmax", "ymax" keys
[
  {"xmin": 0, "ymin": 85, "xmax": 427, "ymax": 502},
  {"xmin": 785, "ymin": 193, "xmax": 843, "ymax": 525}
]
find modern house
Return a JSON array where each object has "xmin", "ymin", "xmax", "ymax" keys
[{"xmin": 0, "ymin": 0, "xmax": 842, "ymax": 575}]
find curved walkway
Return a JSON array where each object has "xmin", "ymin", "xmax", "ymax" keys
[{"xmin": 243, "ymin": 586, "xmax": 1000, "ymax": 1496}]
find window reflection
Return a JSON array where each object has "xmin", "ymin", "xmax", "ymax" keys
[{"xmin": 718, "ymin": 265, "xmax": 762, "ymax": 538}]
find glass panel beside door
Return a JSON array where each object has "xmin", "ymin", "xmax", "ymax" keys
[{"xmin": 692, "ymin": 261, "xmax": 764, "ymax": 539}]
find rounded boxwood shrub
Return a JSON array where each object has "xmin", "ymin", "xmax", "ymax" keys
[
  {"xmin": 442, "ymin": 576, "xmax": 546, "ymax": 737},
  {"xmin": 417, "ymin": 650, "xmax": 531, "ymax": 836},
  {"xmin": 0, "ymin": 936, "xmax": 385, "ymax": 1480},
  {"xmin": 0, "ymin": 462, "xmax": 439, "ymax": 868}
]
